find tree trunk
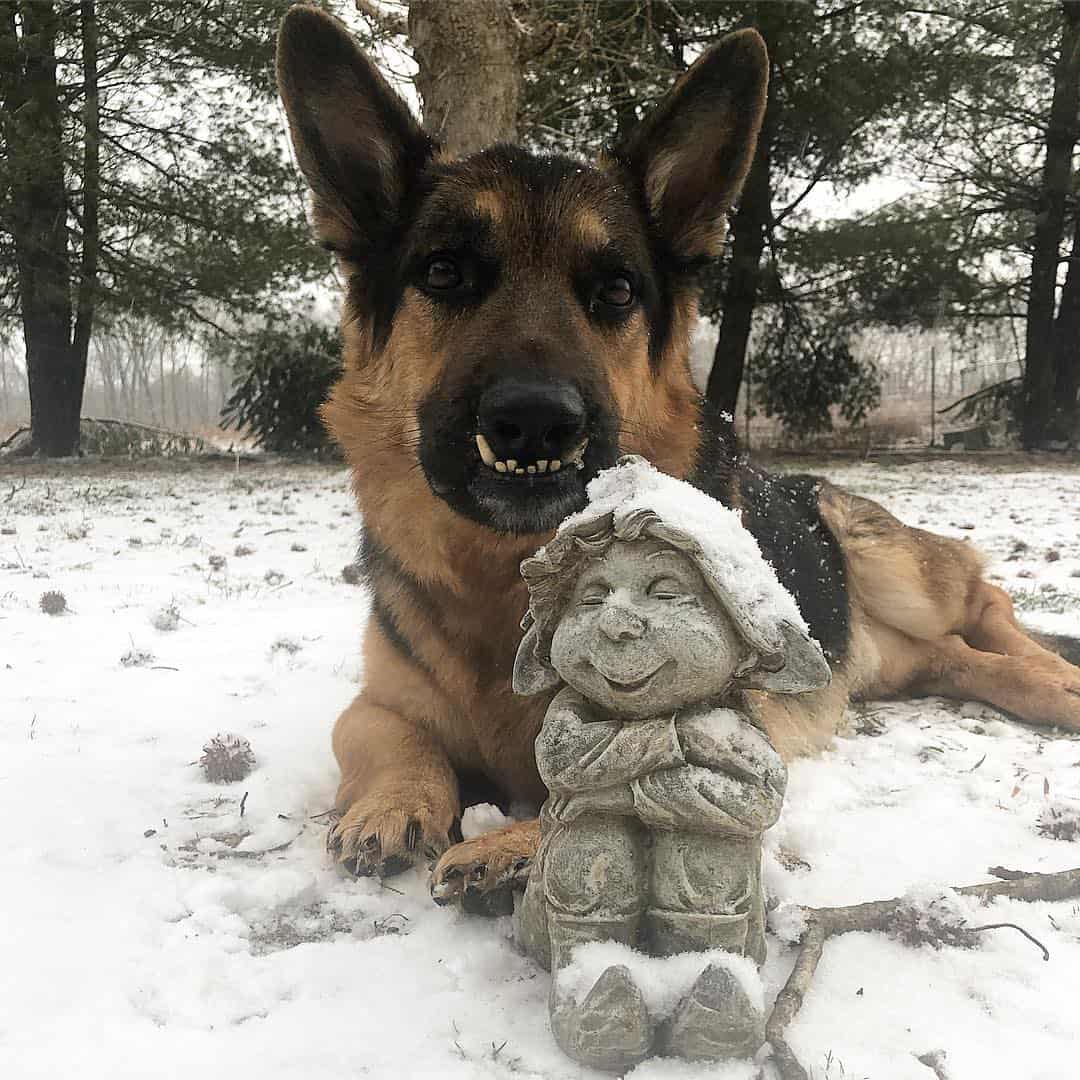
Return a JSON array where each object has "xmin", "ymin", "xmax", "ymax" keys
[
  {"xmin": 705, "ymin": 8, "xmax": 777, "ymax": 420},
  {"xmin": 1053, "ymin": 215, "xmax": 1080, "ymax": 439},
  {"xmin": 1021, "ymin": 1, "xmax": 1080, "ymax": 448},
  {"xmin": 407, "ymin": 0, "xmax": 522, "ymax": 156},
  {"xmin": 71, "ymin": 0, "xmax": 100, "ymax": 407},
  {"xmin": 1, "ymin": 1, "xmax": 83, "ymax": 456},
  {"xmin": 0, "ymin": 344, "xmax": 9, "ymax": 422},
  {"xmin": 705, "ymin": 131, "xmax": 772, "ymax": 418}
]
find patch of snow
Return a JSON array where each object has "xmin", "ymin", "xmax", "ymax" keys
[
  {"xmin": 460, "ymin": 802, "xmax": 513, "ymax": 840},
  {"xmin": 767, "ymin": 901, "xmax": 809, "ymax": 946},
  {"xmin": 557, "ymin": 941, "xmax": 764, "ymax": 1020},
  {"xmin": 562, "ymin": 455, "xmax": 817, "ymax": 651},
  {"xmin": 627, "ymin": 1058, "xmax": 757, "ymax": 1080},
  {"xmin": 1, "ymin": 456, "xmax": 1079, "ymax": 1079}
]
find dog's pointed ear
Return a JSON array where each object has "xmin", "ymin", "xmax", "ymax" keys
[
  {"xmin": 276, "ymin": 5, "xmax": 433, "ymax": 255},
  {"xmin": 619, "ymin": 28, "xmax": 768, "ymax": 259}
]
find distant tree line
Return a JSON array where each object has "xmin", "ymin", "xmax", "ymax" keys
[{"xmin": 2, "ymin": 0, "xmax": 1078, "ymax": 454}]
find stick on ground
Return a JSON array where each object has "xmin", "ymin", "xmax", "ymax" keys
[{"xmin": 766, "ymin": 865, "xmax": 1080, "ymax": 1080}]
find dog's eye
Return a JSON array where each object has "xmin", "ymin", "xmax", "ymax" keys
[
  {"xmin": 579, "ymin": 588, "xmax": 608, "ymax": 606},
  {"xmin": 595, "ymin": 275, "xmax": 634, "ymax": 308},
  {"xmin": 425, "ymin": 257, "xmax": 462, "ymax": 291}
]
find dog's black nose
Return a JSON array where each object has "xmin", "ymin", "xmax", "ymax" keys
[{"xmin": 477, "ymin": 378, "xmax": 587, "ymax": 469}]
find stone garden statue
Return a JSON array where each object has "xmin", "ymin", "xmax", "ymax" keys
[{"xmin": 513, "ymin": 456, "xmax": 831, "ymax": 1071}]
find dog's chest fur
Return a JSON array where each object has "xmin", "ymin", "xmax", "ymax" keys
[
  {"xmin": 361, "ymin": 525, "xmax": 553, "ymax": 804},
  {"xmin": 356, "ymin": 449, "xmax": 852, "ymax": 806}
]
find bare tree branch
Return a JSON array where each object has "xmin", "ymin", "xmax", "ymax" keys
[
  {"xmin": 766, "ymin": 865, "xmax": 1080, "ymax": 1080},
  {"xmin": 354, "ymin": 0, "xmax": 407, "ymax": 38}
]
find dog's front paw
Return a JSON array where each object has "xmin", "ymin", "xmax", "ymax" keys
[
  {"xmin": 328, "ymin": 782, "xmax": 455, "ymax": 878},
  {"xmin": 430, "ymin": 819, "xmax": 540, "ymax": 908}
]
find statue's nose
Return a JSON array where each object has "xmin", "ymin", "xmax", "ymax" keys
[{"xmin": 598, "ymin": 602, "xmax": 646, "ymax": 642}]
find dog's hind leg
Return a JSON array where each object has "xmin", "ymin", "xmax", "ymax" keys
[
  {"xmin": 913, "ymin": 634, "xmax": 1080, "ymax": 732},
  {"xmin": 328, "ymin": 694, "xmax": 460, "ymax": 877},
  {"xmin": 931, "ymin": 569, "xmax": 1080, "ymax": 728},
  {"xmin": 820, "ymin": 484, "xmax": 1080, "ymax": 733},
  {"xmin": 963, "ymin": 580, "xmax": 1079, "ymax": 662}
]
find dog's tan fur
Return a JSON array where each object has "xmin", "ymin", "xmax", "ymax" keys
[
  {"xmin": 276, "ymin": 7, "xmax": 1080, "ymax": 899},
  {"xmin": 320, "ymin": 239, "xmax": 706, "ymax": 876},
  {"xmin": 433, "ymin": 491, "xmax": 1080, "ymax": 898}
]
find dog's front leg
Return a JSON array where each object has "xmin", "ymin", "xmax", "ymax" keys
[
  {"xmin": 430, "ymin": 819, "xmax": 541, "ymax": 905},
  {"xmin": 328, "ymin": 694, "xmax": 459, "ymax": 877}
]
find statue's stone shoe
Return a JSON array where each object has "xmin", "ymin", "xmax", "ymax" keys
[
  {"xmin": 660, "ymin": 961, "xmax": 765, "ymax": 1061},
  {"xmin": 551, "ymin": 964, "xmax": 653, "ymax": 1071}
]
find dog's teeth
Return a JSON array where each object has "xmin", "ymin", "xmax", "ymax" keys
[
  {"xmin": 550, "ymin": 460, "xmax": 562, "ymax": 472},
  {"xmin": 527, "ymin": 465, "xmax": 536, "ymax": 474},
  {"xmin": 566, "ymin": 438, "xmax": 589, "ymax": 465},
  {"xmin": 515, "ymin": 468, "xmax": 525, "ymax": 475},
  {"xmin": 506, "ymin": 459, "xmax": 517, "ymax": 472},
  {"xmin": 537, "ymin": 460, "xmax": 548, "ymax": 473},
  {"xmin": 495, "ymin": 461, "xmax": 508, "ymax": 473},
  {"xmin": 475, "ymin": 433, "xmax": 496, "ymax": 466}
]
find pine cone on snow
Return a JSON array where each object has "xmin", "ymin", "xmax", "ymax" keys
[
  {"xmin": 199, "ymin": 733, "xmax": 256, "ymax": 783},
  {"xmin": 39, "ymin": 590, "xmax": 68, "ymax": 615}
]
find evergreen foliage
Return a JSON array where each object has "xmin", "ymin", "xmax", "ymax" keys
[
  {"xmin": 752, "ymin": 307, "xmax": 881, "ymax": 438},
  {"xmin": 4, "ymin": 1, "xmax": 1077, "ymax": 449},
  {"xmin": 221, "ymin": 320, "xmax": 341, "ymax": 454},
  {"xmin": 515, "ymin": 1, "xmax": 1079, "ymax": 443},
  {"xmin": 0, "ymin": 0, "xmax": 336, "ymax": 454},
  {"xmin": 518, "ymin": 1, "xmax": 934, "ymax": 436}
]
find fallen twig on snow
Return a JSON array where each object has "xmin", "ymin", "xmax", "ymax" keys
[
  {"xmin": 215, "ymin": 830, "xmax": 303, "ymax": 859},
  {"xmin": 987, "ymin": 865, "xmax": 1032, "ymax": 881},
  {"xmin": 179, "ymin": 826, "xmax": 305, "ymax": 861},
  {"xmin": 765, "ymin": 923, "xmax": 824, "ymax": 1080},
  {"xmin": 968, "ymin": 921, "xmax": 1049, "ymax": 961},
  {"xmin": 0, "ymin": 426, "xmax": 28, "ymax": 452},
  {"xmin": 766, "ymin": 865, "xmax": 1080, "ymax": 1080}
]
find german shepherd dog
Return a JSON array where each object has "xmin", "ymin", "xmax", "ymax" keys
[{"xmin": 276, "ymin": 7, "xmax": 1080, "ymax": 904}]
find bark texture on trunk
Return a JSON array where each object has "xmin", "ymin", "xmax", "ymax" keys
[
  {"xmin": 72, "ymin": 0, "xmax": 99, "ymax": 382},
  {"xmin": 407, "ymin": 0, "xmax": 522, "ymax": 157},
  {"xmin": 1053, "ymin": 216, "xmax": 1080, "ymax": 439},
  {"xmin": 1022, "ymin": 1, "xmax": 1080, "ymax": 448},
  {"xmin": 705, "ymin": 131, "xmax": 772, "ymax": 418},
  {"xmin": 0, "ymin": 1, "xmax": 84, "ymax": 456},
  {"xmin": 705, "ymin": 10, "xmax": 777, "ymax": 420}
]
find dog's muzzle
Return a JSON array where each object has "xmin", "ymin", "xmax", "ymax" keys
[{"xmin": 474, "ymin": 377, "xmax": 589, "ymax": 478}]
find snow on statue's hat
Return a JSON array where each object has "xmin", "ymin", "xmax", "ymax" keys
[{"xmin": 514, "ymin": 455, "xmax": 832, "ymax": 696}]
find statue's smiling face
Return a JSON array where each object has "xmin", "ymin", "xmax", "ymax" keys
[{"xmin": 549, "ymin": 538, "xmax": 748, "ymax": 719}]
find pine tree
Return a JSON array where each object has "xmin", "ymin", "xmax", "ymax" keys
[
  {"xmin": 0, "ymin": 0, "xmax": 328, "ymax": 456},
  {"xmin": 877, "ymin": 1, "xmax": 1080, "ymax": 445},
  {"xmin": 519, "ymin": 4, "xmax": 929, "ymax": 434}
]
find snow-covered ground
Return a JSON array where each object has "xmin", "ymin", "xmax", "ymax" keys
[{"xmin": 1, "ymin": 455, "xmax": 1078, "ymax": 1080}]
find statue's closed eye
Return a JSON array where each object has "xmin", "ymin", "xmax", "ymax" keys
[
  {"xmin": 579, "ymin": 586, "xmax": 609, "ymax": 606},
  {"xmin": 647, "ymin": 577, "xmax": 685, "ymax": 600}
]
